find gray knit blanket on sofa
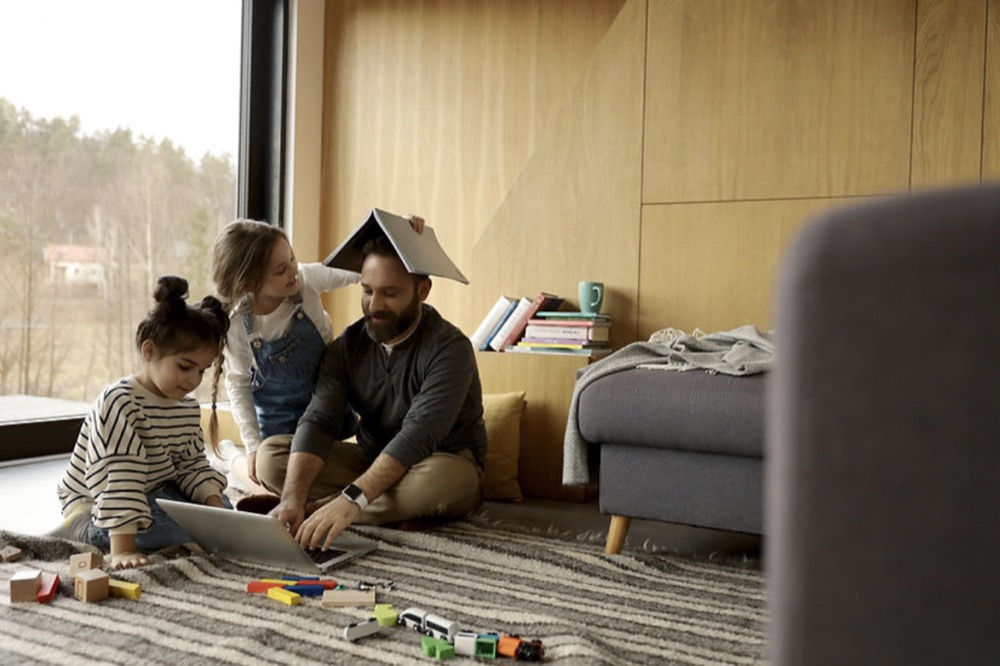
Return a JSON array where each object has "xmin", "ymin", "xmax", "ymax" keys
[{"xmin": 562, "ymin": 325, "xmax": 775, "ymax": 486}]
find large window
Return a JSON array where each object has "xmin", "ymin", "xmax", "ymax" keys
[{"xmin": 0, "ymin": 1, "xmax": 243, "ymax": 404}]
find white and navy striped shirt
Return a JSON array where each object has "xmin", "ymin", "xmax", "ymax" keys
[{"xmin": 58, "ymin": 375, "xmax": 226, "ymax": 536}]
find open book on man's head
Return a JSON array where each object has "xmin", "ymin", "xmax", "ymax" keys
[{"xmin": 322, "ymin": 208, "xmax": 469, "ymax": 284}]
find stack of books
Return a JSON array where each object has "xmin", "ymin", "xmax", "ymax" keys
[
  {"xmin": 469, "ymin": 292, "xmax": 564, "ymax": 352},
  {"xmin": 508, "ymin": 311, "xmax": 612, "ymax": 358}
]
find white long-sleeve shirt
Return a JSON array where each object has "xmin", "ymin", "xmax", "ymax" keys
[
  {"xmin": 223, "ymin": 262, "xmax": 360, "ymax": 452},
  {"xmin": 58, "ymin": 375, "xmax": 227, "ymax": 536}
]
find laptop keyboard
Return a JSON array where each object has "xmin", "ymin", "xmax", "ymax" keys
[{"xmin": 307, "ymin": 547, "xmax": 347, "ymax": 564}]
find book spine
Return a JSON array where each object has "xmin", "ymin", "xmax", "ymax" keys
[
  {"xmin": 526, "ymin": 318, "xmax": 610, "ymax": 327},
  {"xmin": 495, "ymin": 292, "xmax": 557, "ymax": 351},
  {"xmin": 490, "ymin": 297, "xmax": 533, "ymax": 351},
  {"xmin": 481, "ymin": 299, "xmax": 518, "ymax": 351},
  {"xmin": 470, "ymin": 296, "xmax": 513, "ymax": 350},
  {"xmin": 519, "ymin": 337, "xmax": 606, "ymax": 347},
  {"xmin": 523, "ymin": 325, "xmax": 608, "ymax": 341}
]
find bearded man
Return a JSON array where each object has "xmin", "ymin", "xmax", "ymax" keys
[{"xmin": 252, "ymin": 234, "xmax": 486, "ymax": 550}]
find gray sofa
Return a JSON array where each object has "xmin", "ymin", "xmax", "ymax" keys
[
  {"xmin": 767, "ymin": 183, "xmax": 1000, "ymax": 665},
  {"xmin": 575, "ymin": 358, "xmax": 767, "ymax": 554}
]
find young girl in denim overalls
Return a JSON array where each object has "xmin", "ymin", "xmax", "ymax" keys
[{"xmin": 210, "ymin": 217, "xmax": 422, "ymax": 487}]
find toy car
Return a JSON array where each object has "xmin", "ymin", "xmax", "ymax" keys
[
  {"xmin": 424, "ymin": 614, "xmax": 458, "ymax": 643},
  {"xmin": 397, "ymin": 607, "xmax": 428, "ymax": 632}
]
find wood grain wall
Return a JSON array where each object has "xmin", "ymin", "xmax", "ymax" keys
[{"xmin": 315, "ymin": 0, "xmax": 999, "ymax": 499}]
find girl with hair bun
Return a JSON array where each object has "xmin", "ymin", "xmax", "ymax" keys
[{"xmin": 54, "ymin": 276, "xmax": 232, "ymax": 570}]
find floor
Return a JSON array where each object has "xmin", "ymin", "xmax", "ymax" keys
[{"xmin": 0, "ymin": 455, "xmax": 761, "ymax": 559}]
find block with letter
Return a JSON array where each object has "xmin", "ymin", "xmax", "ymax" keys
[
  {"xmin": 69, "ymin": 552, "xmax": 104, "ymax": 576},
  {"xmin": 74, "ymin": 568, "xmax": 109, "ymax": 603}
]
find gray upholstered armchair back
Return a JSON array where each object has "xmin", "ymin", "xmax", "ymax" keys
[{"xmin": 766, "ymin": 184, "xmax": 1000, "ymax": 665}]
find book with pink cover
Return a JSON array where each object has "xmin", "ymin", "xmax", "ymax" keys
[{"xmin": 495, "ymin": 292, "xmax": 564, "ymax": 351}]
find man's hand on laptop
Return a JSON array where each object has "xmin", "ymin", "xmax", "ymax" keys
[
  {"xmin": 296, "ymin": 497, "xmax": 360, "ymax": 551},
  {"xmin": 269, "ymin": 500, "xmax": 307, "ymax": 535}
]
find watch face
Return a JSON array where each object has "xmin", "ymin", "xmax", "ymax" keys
[{"xmin": 344, "ymin": 484, "xmax": 363, "ymax": 501}]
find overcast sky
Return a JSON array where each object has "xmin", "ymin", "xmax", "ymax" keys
[{"xmin": 0, "ymin": 0, "xmax": 241, "ymax": 159}]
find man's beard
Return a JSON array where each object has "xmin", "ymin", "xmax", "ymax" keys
[{"xmin": 363, "ymin": 292, "xmax": 421, "ymax": 343}]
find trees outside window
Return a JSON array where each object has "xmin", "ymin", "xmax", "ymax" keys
[{"xmin": 0, "ymin": 2, "xmax": 240, "ymax": 404}]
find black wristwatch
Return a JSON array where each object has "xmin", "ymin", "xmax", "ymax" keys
[{"xmin": 341, "ymin": 483, "xmax": 369, "ymax": 510}]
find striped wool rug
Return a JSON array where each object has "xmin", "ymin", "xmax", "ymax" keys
[{"xmin": 0, "ymin": 520, "xmax": 766, "ymax": 665}]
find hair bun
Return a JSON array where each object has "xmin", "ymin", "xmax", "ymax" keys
[
  {"xmin": 154, "ymin": 275, "xmax": 190, "ymax": 304},
  {"xmin": 199, "ymin": 295, "xmax": 231, "ymax": 336}
]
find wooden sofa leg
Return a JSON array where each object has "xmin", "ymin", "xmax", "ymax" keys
[{"xmin": 605, "ymin": 515, "xmax": 631, "ymax": 555}]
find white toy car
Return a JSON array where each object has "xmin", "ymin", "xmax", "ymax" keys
[{"xmin": 397, "ymin": 607, "xmax": 428, "ymax": 632}]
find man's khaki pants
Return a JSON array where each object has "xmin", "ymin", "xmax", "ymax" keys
[{"xmin": 255, "ymin": 435, "xmax": 483, "ymax": 525}]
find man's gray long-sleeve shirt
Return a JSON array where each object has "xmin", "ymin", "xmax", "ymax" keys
[{"xmin": 292, "ymin": 304, "xmax": 487, "ymax": 469}]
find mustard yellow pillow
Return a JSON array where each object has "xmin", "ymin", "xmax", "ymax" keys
[{"xmin": 482, "ymin": 391, "xmax": 526, "ymax": 502}]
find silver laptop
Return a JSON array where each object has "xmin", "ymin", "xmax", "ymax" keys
[{"xmin": 156, "ymin": 499, "xmax": 377, "ymax": 572}]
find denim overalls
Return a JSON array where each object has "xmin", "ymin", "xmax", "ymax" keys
[{"xmin": 244, "ymin": 294, "xmax": 327, "ymax": 439}]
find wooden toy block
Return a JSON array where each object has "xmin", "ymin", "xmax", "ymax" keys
[
  {"xmin": 9, "ymin": 570, "xmax": 42, "ymax": 603},
  {"xmin": 69, "ymin": 552, "xmax": 103, "ymax": 575},
  {"xmin": 320, "ymin": 588, "xmax": 375, "ymax": 608},
  {"xmin": 266, "ymin": 586, "xmax": 301, "ymax": 606},
  {"xmin": 421, "ymin": 635, "xmax": 455, "ymax": 660},
  {"xmin": 247, "ymin": 580, "xmax": 294, "ymax": 594},
  {"xmin": 299, "ymin": 579, "xmax": 338, "ymax": 589},
  {"xmin": 108, "ymin": 579, "xmax": 142, "ymax": 600},
  {"xmin": 284, "ymin": 584, "xmax": 325, "ymax": 597},
  {"xmin": 36, "ymin": 573, "xmax": 60, "ymax": 603},
  {"xmin": 2, "ymin": 545, "xmax": 23, "ymax": 562},
  {"xmin": 74, "ymin": 568, "xmax": 110, "ymax": 603},
  {"xmin": 372, "ymin": 603, "xmax": 398, "ymax": 627},
  {"xmin": 343, "ymin": 617, "xmax": 381, "ymax": 642}
]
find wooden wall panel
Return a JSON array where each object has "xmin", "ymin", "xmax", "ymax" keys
[
  {"xmin": 321, "ymin": 0, "xmax": 625, "ymax": 334},
  {"xmin": 643, "ymin": 0, "xmax": 915, "ymax": 203},
  {"xmin": 985, "ymin": 0, "xmax": 1000, "ymax": 180},
  {"xmin": 911, "ymin": 0, "xmax": 988, "ymax": 188},
  {"xmin": 476, "ymin": 352, "xmax": 590, "ymax": 501},
  {"xmin": 638, "ymin": 198, "xmax": 846, "ymax": 337},
  {"xmin": 470, "ymin": 0, "xmax": 646, "ymax": 350}
]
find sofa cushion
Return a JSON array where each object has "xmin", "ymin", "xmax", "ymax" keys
[{"xmin": 577, "ymin": 368, "xmax": 766, "ymax": 458}]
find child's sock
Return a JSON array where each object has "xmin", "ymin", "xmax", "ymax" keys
[
  {"xmin": 46, "ymin": 510, "xmax": 90, "ymax": 543},
  {"xmin": 207, "ymin": 439, "xmax": 242, "ymax": 475}
]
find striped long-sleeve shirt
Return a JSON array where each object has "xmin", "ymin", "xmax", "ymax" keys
[{"xmin": 57, "ymin": 375, "xmax": 226, "ymax": 536}]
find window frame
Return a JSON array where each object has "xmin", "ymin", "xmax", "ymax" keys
[{"xmin": 238, "ymin": 0, "xmax": 288, "ymax": 227}]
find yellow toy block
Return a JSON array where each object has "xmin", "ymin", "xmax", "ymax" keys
[
  {"xmin": 108, "ymin": 579, "xmax": 142, "ymax": 600},
  {"xmin": 267, "ymin": 586, "xmax": 301, "ymax": 606}
]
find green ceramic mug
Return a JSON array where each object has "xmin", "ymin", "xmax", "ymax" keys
[{"xmin": 578, "ymin": 281, "xmax": 604, "ymax": 314}]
